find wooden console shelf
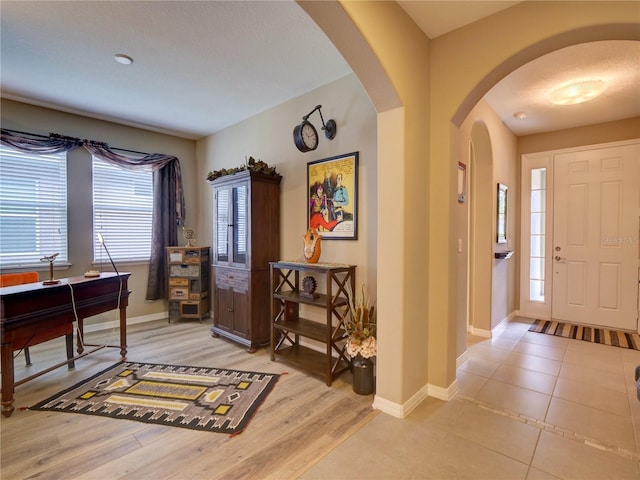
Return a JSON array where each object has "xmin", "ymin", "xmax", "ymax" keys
[{"xmin": 270, "ymin": 261, "xmax": 355, "ymax": 386}]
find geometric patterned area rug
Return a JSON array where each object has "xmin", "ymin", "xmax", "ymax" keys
[
  {"xmin": 30, "ymin": 361, "xmax": 280, "ymax": 435},
  {"xmin": 529, "ymin": 319, "xmax": 640, "ymax": 351}
]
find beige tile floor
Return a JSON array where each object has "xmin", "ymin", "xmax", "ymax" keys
[{"xmin": 300, "ymin": 317, "xmax": 640, "ymax": 479}]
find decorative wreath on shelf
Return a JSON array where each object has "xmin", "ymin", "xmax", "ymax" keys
[{"xmin": 206, "ymin": 156, "xmax": 280, "ymax": 182}]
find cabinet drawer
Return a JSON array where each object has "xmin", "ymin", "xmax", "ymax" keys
[
  {"xmin": 169, "ymin": 286, "xmax": 189, "ymax": 300},
  {"xmin": 180, "ymin": 299, "xmax": 209, "ymax": 318},
  {"xmin": 167, "ymin": 249, "xmax": 185, "ymax": 263},
  {"xmin": 216, "ymin": 269, "xmax": 248, "ymax": 290},
  {"xmin": 170, "ymin": 263, "xmax": 201, "ymax": 277},
  {"xmin": 188, "ymin": 277, "xmax": 209, "ymax": 294},
  {"xmin": 168, "ymin": 247, "xmax": 210, "ymax": 264},
  {"xmin": 169, "ymin": 278, "xmax": 189, "ymax": 287},
  {"xmin": 168, "ymin": 300, "xmax": 181, "ymax": 317},
  {"xmin": 184, "ymin": 249, "xmax": 209, "ymax": 263},
  {"xmin": 189, "ymin": 290, "xmax": 209, "ymax": 301}
]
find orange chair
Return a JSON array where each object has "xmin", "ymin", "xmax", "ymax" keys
[
  {"xmin": 0, "ymin": 271, "xmax": 40, "ymax": 287},
  {"xmin": 1, "ymin": 272, "xmax": 42, "ymax": 365},
  {"xmin": 1, "ymin": 272, "xmax": 77, "ymax": 373},
  {"xmin": 1, "ymin": 272, "xmax": 76, "ymax": 369}
]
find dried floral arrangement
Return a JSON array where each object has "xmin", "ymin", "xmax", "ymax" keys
[
  {"xmin": 344, "ymin": 284, "xmax": 377, "ymax": 359},
  {"xmin": 206, "ymin": 156, "xmax": 280, "ymax": 182}
]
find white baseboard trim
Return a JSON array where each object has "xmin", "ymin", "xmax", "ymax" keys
[
  {"xmin": 491, "ymin": 316, "xmax": 509, "ymax": 336},
  {"xmin": 470, "ymin": 311, "xmax": 518, "ymax": 339},
  {"xmin": 373, "ymin": 383, "xmax": 429, "ymax": 418},
  {"xmin": 469, "ymin": 326, "xmax": 491, "ymax": 338},
  {"xmin": 83, "ymin": 311, "xmax": 167, "ymax": 334},
  {"xmin": 456, "ymin": 350, "xmax": 470, "ymax": 369},
  {"xmin": 372, "ymin": 378, "xmax": 459, "ymax": 418},
  {"xmin": 429, "ymin": 379, "xmax": 459, "ymax": 402},
  {"xmin": 372, "ymin": 395, "xmax": 405, "ymax": 418},
  {"xmin": 516, "ymin": 310, "xmax": 549, "ymax": 321}
]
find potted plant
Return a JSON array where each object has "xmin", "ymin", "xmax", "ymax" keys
[{"xmin": 344, "ymin": 285, "xmax": 377, "ymax": 394}]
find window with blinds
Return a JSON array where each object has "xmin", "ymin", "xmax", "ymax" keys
[
  {"xmin": 0, "ymin": 145, "xmax": 68, "ymax": 267},
  {"xmin": 92, "ymin": 157, "xmax": 153, "ymax": 263}
]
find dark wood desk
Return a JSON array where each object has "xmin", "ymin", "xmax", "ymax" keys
[{"xmin": 0, "ymin": 272, "xmax": 130, "ymax": 417}]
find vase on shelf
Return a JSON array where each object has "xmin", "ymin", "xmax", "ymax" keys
[{"xmin": 352, "ymin": 354, "xmax": 375, "ymax": 395}]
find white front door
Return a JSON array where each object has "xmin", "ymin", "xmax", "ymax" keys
[{"xmin": 551, "ymin": 143, "xmax": 639, "ymax": 331}]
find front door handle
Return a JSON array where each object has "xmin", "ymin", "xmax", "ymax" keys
[{"xmin": 554, "ymin": 256, "xmax": 566, "ymax": 261}]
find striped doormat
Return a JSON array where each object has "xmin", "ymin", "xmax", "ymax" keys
[{"xmin": 529, "ymin": 319, "xmax": 640, "ymax": 351}]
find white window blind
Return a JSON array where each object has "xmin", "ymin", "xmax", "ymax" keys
[
  {"xmin": 216, "ymin": 189, "xmax": 229, "ymax": 262},
  {"xmin": 0, "ymin": 145, "xmax": 68, "ymax": 267},
  {"xmin": 233, "ymin": 185, "xmax": 247, "ymax": 263},
  {"xmin": 92, "ymin": 157, "xmax": 153, "ymax": 263}
]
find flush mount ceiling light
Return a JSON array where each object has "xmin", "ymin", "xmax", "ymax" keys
[
  {"xmin": 513, "ymin": 111, "xmax": 527, "ymax": 120},
  {"xmin": 548, "ymin": 79, "xmax": 607, "ymax": 106},
  {"xmin": 114, "ymin": 54, "xmax": 133, "ymax": 65}
]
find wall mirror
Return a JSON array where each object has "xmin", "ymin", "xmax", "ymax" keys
[{"xmin": 497, "ymin": 183, "xmax": 508, "ymax": 244}]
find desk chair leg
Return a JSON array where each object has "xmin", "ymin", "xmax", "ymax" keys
[
  {"xmin": 65, "ymin": 334, "xmax": 75, "ymax": 370},
  {"xmin": 24, "ymin": 347, "xmax": 32, "ymax": 366}
]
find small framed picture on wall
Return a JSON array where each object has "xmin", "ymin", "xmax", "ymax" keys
[
  {"xmin": 458, "ymin": 162, "xmax": 466, "ymax": 203},
  {"xmin": 497, "ymin": 183, "xmax": 508, "ymax": 244}
]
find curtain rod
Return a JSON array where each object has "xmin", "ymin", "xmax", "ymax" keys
[{"xmin": 2, "ymin": 128, "xmax": 150, "ymax": 156}]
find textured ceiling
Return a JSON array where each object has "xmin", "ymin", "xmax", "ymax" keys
[
  {"xmin": 0, "ymin": 1, "xmax": 352, "ymax": 139},
  {"xmin": 485, "ymin": 40, "xmax": 640, "ymax": 135},
  {"xmin": 1, "ymin": 1, "xmax": 638, "ymax": 140}
]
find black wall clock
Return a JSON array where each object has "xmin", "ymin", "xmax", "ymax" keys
[{"xmin": 293, "ymin": 120, "xmax": 319, "ymax": 152}]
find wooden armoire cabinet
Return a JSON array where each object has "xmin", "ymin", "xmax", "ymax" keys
[{"xmin": 208, "ymin": 169, "xmax": 281, "ymax": 352}]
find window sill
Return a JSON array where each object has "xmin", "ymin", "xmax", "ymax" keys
[
  {"xmin": 91, "ymin": 260, "xmax": 149, "ymax": 268},
  {"xmin": 0, "ymin": 262, "xmax": 72, "ymax": 272}
]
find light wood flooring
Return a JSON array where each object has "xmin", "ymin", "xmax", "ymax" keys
[{"xmin": 1, "ymin": 319, "xmax": 378, "ymax": 480}]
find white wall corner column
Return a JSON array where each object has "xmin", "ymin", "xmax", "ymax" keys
[{"xmin": 373, "ymin": 107, "xmax": 407, "ymax": 413}]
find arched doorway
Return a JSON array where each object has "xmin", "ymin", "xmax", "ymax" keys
[
  {"xmin": 469, "ymin": 122, "xmax": 494, "ymax": 337},
  {"xmin": 303, "ymin": 0, "xmax": 639, "ymax": 412}
]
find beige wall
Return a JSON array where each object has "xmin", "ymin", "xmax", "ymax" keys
[
  {"xmin": 0, "ymin": 98, "xmax": 197, "ymax": 322},
  {"xmin": 195, "ymin": 74, "xmax": 378, "ymax": 291},
  {"xmin": 518, "ymin": 117, "xmax": 640, "ymax": 156}
]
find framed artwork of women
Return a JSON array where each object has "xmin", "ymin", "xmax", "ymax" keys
[{"xmin": 307, "ymin": 152, "xmax": 358, "ymax": 240}]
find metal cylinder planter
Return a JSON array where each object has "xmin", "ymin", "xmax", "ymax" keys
[{"xmin": 352, "ymin": 354, "xmax": 375, "ymax": 395}]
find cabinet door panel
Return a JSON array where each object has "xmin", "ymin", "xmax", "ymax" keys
[
  {"xmin": 231, "ymin": 291, "xmax": 249, "ymax": 337},
  {"xmin": 232, "ymin": 185, "xmax": 248, "ymax": 266},
  {"xmin": 215, "ymin": 189, "xmax": 230, "ymax": 263},
  {"xmin": 215, "ymin": 287, "xmax": 234, "ymax": 331}
]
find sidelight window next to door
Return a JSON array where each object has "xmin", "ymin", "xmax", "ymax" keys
[
  {"xmin": 530, "ymin": 168, "xmax": 547, "ymax": 302},
  {"xmin": 520, "ymin": 152, "xmax": 554, "ymax": 320}
]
